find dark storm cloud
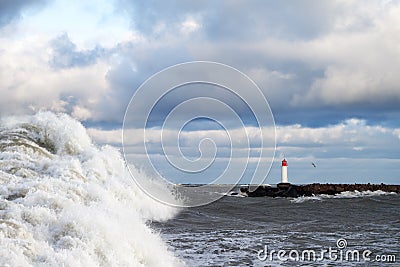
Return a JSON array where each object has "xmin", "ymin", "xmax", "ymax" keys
[
  {"xmin": 0, "ymin": 0, "xmax": 48, "ymax": 27},
  {"xmin": 116, "ymin": 0, "xmax": 346, "ymax": 40},
  {"xmin": 107, "ymin": 0, "xmax": 400, "ymax": 128},
  {"xmin": 49, "ymin": 33, "xmax": 107, "ymax": 69},
  {"xmin": 93, "ymin": 42, "xmax": 193, "ymax": 123}
]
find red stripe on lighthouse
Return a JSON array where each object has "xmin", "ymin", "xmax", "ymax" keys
[{"xmin": 282, "ymin": 159, "xmax": 288, "ymax": 166}]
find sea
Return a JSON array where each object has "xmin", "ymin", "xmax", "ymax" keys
[
  {"xmin": 153, "ymin": 186, "xmax": 399, "ymax": 266},
  {"xmin": 0, "ymin": 112, "xmax": 398, "ymax": 266}
]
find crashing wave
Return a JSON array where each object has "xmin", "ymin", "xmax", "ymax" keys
[{"xmin": 0, "ymin": 112, "xmax": 183, "ymax": 266}]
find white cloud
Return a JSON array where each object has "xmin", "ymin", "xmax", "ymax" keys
[
  {"xmin": 180, "ymin": 16, "xmax": 201, "ymax": 35},
  {"xmin": 87, "ymin": 128, "xmax": 121, "ymax": 144},
  {"xmin": 275, "ymin": 119, "xmax": 400, "ymax": 156},
  {"xmin": 71, "ymin": 105, "xmax": 92, "ymax": 120},
  {"xmin": 0, "ymin": 32, "xmax": 111, "ymax": 120},
  {"xmin": 20, "ymin": 0, "xmax": 132, "ymax": 49},
  {"xmin": 88, "ymin": 118, "xmax": 400, "ymax": 161},
  {"xmin": 88, "ymin": 119, "xmax": 400, "ymax": 184},
  {"xmin": 288, "ymin": 2, "xmax": 400, "ymax": 107},
  {"xmin": 394, "ymin": 129, "xmax": 400, "ymax": 139}
]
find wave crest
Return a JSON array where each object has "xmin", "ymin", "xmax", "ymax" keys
[{"xmin": 0, "ymin": 112, "xmax": 182, "ymax": 266}]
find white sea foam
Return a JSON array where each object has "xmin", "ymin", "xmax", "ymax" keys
[
  {"xmin": 0, "ymin": 112, "xmax": 183, "ymax": 266},
  {"xmin": 330, "ymin": 190, "xmax": 397, "ymax": 198},
  {"xmin": 291, "ymin": 190, "xmax": 396, "ymax": 203},
  {"xmin": 290, "ymin": 195, "xmax": 322, "ymax": 203},
  {"xmin": 223, "ymin": 191, "xmax": 246, "ymax": 197}
]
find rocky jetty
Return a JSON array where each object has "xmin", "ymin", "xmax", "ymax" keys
[{"xmin": 241, "ymin": 183, "xmax": 400, "ymax": 198}]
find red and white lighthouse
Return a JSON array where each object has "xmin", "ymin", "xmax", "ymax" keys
[{"xmin": 281, "ymin": 158, "xmax": 288, "ymax": 184}]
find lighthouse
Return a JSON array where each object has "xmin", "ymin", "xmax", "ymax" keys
[
  {"xmin": 278, "ymin": 158, "xmax": 290, "ymax": 189},
  {"xmin": 281, "ymin": 158, "xmax": 288, "ymax": 183}
]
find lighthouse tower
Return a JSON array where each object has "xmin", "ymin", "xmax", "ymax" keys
[
  {"xmin": 278, "ymin": 158, "xmax": 290, "ymax": 189},
  {"xmin": 281, "ymin": 158, "xmax": 288, "ymax": 183}
]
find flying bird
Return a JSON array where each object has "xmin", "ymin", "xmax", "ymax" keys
[{"xmin": 311, "ymin": 162, "xmax": 316, "ymax": 168}]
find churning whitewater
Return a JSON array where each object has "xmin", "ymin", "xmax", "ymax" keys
[{"xmin": 0, "ymin": 112, "xmax": 182, "ymax": 266}]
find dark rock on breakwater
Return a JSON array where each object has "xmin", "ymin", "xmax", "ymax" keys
[{"xmin": 240, "ymin": 183, "xmax": 400, "ymax": 198}]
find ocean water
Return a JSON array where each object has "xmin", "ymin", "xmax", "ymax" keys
[
  {"xmin": 153, "ymin": 187, "xmax": 400, "ymax": 266},
  {"xmin": 0, "ymin": 112, "xmax": 398, "ymax": 266}
]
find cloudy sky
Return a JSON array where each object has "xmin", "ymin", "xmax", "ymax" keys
[{"xmin": 1, "ymin": 0, "xmax": 399, "ymax": 184}]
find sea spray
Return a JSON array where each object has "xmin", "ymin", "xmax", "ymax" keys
[{"xmin": 0, "ymin": 112, "xmax": 183, "ymax": 266}]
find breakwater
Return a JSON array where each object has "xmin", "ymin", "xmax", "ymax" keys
[{"xmin": 241, "ymin": 183, "xmax": 400, "ymax": 197}]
